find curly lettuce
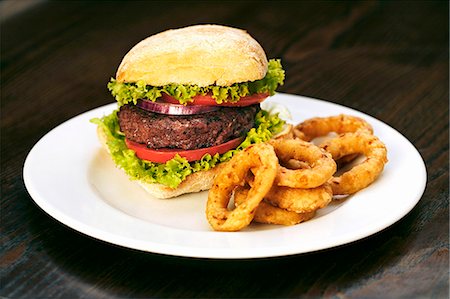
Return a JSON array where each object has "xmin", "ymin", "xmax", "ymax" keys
[
  {"xmin": 108, "ymin": 59, "xmax": 285, "ymax": 106},
  {"xmin": 91, "ymin": 109, "xmax": 284, "ymax": 189}
]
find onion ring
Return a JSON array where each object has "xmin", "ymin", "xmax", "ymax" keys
[
  {"xmin": 234, "ymin": 186, "xmax": 316, "ymax": 226},
  {"xmin": 206, "ymin": 143, "xmax": 278, "ymax": 231},
  {"xmin": 321, "ymin": 132, "xmax": 388, "ymax": 195},
  {"xmin": 270, "ymin": 138, "xmax": 336, "ymax": 188},
  {"xmin": 265, "ymin": 183, "xmax": 333, "ymax": 213},
  {"xmin": 293, "ymin": 114, "xmax": 373, "ymax": 141}
]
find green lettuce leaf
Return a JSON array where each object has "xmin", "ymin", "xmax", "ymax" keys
[
  {"xmin": 91, "ymin": 109, "xmax": 284, "ymax": 189},
  {"xmin": 108, "ymin": 59, "xmax": 285, "ymax": 106}
]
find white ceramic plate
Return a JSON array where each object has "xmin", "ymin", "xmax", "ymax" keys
[{"xmin": 23, "ymin": 93, "xmax": 426, "ymax": 259}]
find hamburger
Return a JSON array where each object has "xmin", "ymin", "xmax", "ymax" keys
[{"xmin": 92, "ymin": 24, "xmax": 285, "ymax": 198}]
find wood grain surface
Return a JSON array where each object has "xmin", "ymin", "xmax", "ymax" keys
[{"xmin": 1, "ymin": 1, "xmax": 448, "ymax": 298}]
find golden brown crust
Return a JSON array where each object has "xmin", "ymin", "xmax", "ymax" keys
[
  {"xmin": 116, "ymin": 24, "xmax": 268, "ymax": 87},
  {"xmin": 96, "ymin": 126, "xmax": 225, "ymax": 199}
]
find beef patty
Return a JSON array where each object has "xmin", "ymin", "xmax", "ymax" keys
[{"xmin": 118, "ymin": 104, "xmax": 260, "ymax": 150}]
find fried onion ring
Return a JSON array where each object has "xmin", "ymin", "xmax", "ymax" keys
[
  {"xmin": 265, "ymin": 183, "xmax": 333, "ymax": 213},
  {"xmin": 293, "ymin": 114, "xmax": 373, "ymax": 141},
  {"xmin": 234, "ymin": 187, "xmax": 316, "ymax": 226},
  {"xmin": 270, "ymin": 139, "xmax": 336, "ymax": 188},
  {"xmin": 321, "ymin": 132, "xmax": 388, "ymax": 195},
  {"xmin": 206, "ymin": 143, "xmax": 278, "ymax": 231}
]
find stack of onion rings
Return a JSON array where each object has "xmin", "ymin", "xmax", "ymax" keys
[
  {"xmin": 206, "ymin": 114, "xmax": 388, "ymax": 231},
  {"xmin": 206, "ymin": 138, "xmax": 336, "ymax": 230}
]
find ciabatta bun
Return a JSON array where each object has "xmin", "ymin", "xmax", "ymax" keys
[
  {"xmin": 97, "ymin": 126, "xmax": 225, "ymax": 199},
  {"xmin": 116, "ymin": 24, "xmax": 268, "ymax": 87}
]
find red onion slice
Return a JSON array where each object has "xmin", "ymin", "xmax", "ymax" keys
[{"xmin": 136, "ymin": 99, "xmax": 220, "ymax": 115}]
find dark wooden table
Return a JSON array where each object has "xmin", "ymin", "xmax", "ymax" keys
[{"xmin": 2, "ymin": 1, "xmax": 448, "ymax": 298}]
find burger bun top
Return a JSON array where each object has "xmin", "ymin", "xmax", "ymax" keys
[{"xmin": 116, "ymin": 24, "xmax": 268, "ymax": 87}]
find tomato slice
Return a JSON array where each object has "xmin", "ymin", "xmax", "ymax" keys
[
  {"xmin": 125, "ymin": 137, "xmax": 244, "ymax": 163},
  {"xmin": 161, "ymin": 92, "xmax": 268, "ymax": 107}
]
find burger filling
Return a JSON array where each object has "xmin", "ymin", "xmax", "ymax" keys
[{"xmin": 118, "ymin": 104, "xmax": 260, "ymax": 150}]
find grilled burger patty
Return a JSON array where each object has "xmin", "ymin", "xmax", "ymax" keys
[{"xmin": 118, "ymin": 104, "xmax": 260, "ymax": 150}]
